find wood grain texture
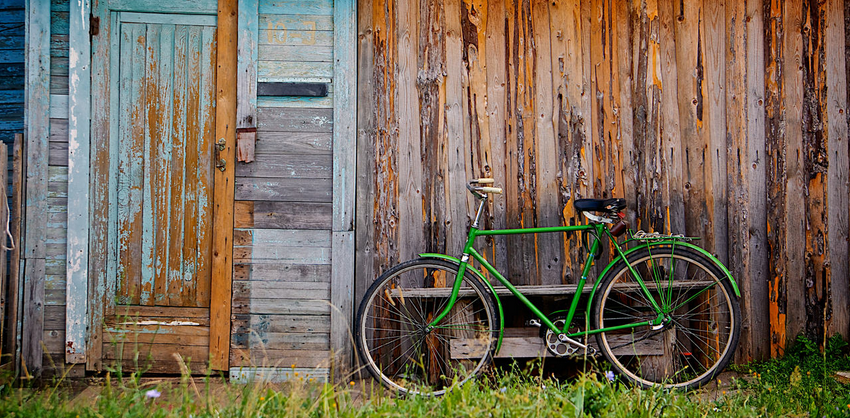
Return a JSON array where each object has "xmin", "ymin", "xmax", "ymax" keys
[
  {"xmin": 237, "ymin": 0, "xmax": 259, "ymax": 129},
  {"xmin": 353, "ymin": 0, "xmax": 850, "ymax": 358},
  {"xmin": 782, "ymin": 0, "xmax": 806, "ymax": 354},
  {"xmin": 330, "ymin": 0, "xmax": 357, "ymax": 378},
  {"xmin": 823, "ymin": 0, "xmax": 849, "ymax": 340},
  {"xmin": 22, "ymin": 0, "xmax": 51, "ymax": 376},
  {"xmin": 210, "ymin": 0, "xmax": 238, "ymax": 371},
  {"xmin": 3, "ymin": 134, "xmax": 24, "ymax": 367},
  {"xmin": 64, "ymin": 0, "xmax": 91, "ymax": 364}
]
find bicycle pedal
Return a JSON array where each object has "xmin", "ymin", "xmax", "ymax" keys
[{"xmin": 526, "ymin": 319, "xmax": 542, "ymax": 327}]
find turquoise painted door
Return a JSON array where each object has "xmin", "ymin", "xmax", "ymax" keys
[{"xmin": 113, "ymin": 12, "xmax": 217, "ymax": 308}]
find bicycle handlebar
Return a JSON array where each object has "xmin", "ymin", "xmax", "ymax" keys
[{"xmin": 467, "ymin": 179, "xmax": 503, "ymax": 196}]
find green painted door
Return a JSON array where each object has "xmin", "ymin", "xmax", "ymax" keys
[{"xmin": 112, "ymin": 12, "xmax": 217, "ymax": 308}]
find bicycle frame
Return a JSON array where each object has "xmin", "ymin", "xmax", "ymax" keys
[{"xmin": 426, "ymin": 197, "xmax": 672, "ymax": 344}]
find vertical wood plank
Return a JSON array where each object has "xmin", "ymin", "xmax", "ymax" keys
[
  {"xmin": 724, "ymin": 0, "xmax": 752, "ymax": 361},
  {"xmin": 195, "ymin": 25, "xmax": 217, "ymax": 307},
  {"xmin": 824, "ymin": 0, "xmax": 849, "ymax": 339},
  {"xmin": 783, "ymin": 0, "xmax": 806, "ymax": 350},
  {"xmin": 745, "ymin": 0, "xmax": 769, "ymax": 359},
  {"xmin": 658, "ymin": 0, "xmax": 684, "ymax": 236},
  {"xmin": 331, "ymin": 0, "xmax": 357, "ymax": 377},
  {"xmin": 87, "ymin": 0, "xmax": 114, "ymax": 372},
  {"xmin": 0, "ymin": 144, "xmax": 8, "ymax": 361},
  {"xmin": 549, "ymin": 0, "xmax": 587, "ymax": 283},
  {"xmin": 396, "ymin": 0, "xmax": 422, "ymax": 262},
  {"xmin": 504, "ymin": 0, "xmax": 538, "ymax": 284},
  {"xmin": 674, "ymin": 0, "xmax": 710, "ymax": 244},
  {"xmin": 237, "ymin": 0, "xmax": 259, "ymax": 129},
  {"xmin": 210, "ymin": 0, "xmax": 237, "ymax": 371},
  {"xmin": 532, "ymin": 0, "xmax": 562, "ymax": 284},
  {"xmin": 800, "ymin": 0, "xmax": 828, "ymax": 348},
  {"xmin": 704, "ymin": 0, "xmax": 727, "ymax": 264},
  {"xmin": 484, "ymin": 0, "xmax": 508, "ymax": 274},
  {"xmin": 418, "ymin": 0, "xmax": 443, "ymax": 258},
  {"xmin": 123, "ymin": 23, "xmax": 146, "ymax": 305},
  {"xmin": 764, "ymin": 0, "xmax": 788, "ymax": 356},
  {"xmin": 445, "ymin": 0, "xmax": 469, "ymax": 255},
  {"xmin": 65, "ymin": 0, "xmax": 91, "ymax": 364},
  {"xmin": 22, "ymin": 0, "xmax": 51, "ymax": 375},
  {"xmin": 3, "ymin": 134, "xmax": 24, "ymax": 367},
  {"xmin": 354, "ymin": 0, "xmax": 375, "ymax": 309},
  {"xmin": 615, "ymin": 0, "xmax": 635, "ymax": 233},
  {"xmin": 464, "ymin": 0, "xmax": 494, "ymax": 265}
]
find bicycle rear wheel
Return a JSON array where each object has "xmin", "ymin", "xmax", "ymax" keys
[
  {"xmin": 591, "ymin": 245, "xmax": 740, "ymax": 389},
  {"xmin": 355, "ymin": 258, "xmax": 498, "ymax": 396}
]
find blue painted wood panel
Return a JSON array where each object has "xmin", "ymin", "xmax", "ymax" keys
[
  {"xmin": 0, "ymin": 5, "xmax": 24, "ymax": 145},
  {"xmin": 113, "ymin": 14, "xmax": 216, "ymax": 308}
]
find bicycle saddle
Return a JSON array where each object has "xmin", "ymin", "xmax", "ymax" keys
[{"xmin": 574, "ymin": 198, "xmax": 626, "ymax": 213}]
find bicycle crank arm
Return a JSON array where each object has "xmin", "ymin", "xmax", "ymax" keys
[{"xmin": 558, "ymin": 333, "xmax": 587, "ymax": 349}]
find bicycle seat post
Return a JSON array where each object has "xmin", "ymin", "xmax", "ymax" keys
[{"xmin": 471, "ymin": 195, "xmax": 487, "ymax": 229}]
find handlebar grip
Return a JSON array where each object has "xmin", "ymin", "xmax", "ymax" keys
[
  {"xmin": 471, "ymin": 178, "xmax": 495, "ymax": 184},
  {"xmin": 480, "ymin": 187, "xmax": 503, "ymax": 194}
]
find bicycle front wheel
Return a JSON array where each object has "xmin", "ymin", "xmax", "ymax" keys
[
  {"xmin": 592, "ymin": 245, "xmax": 740, "ymax": 389},
  {"xmin": 355, "ymin": 258, "xmax": 498, "ymax": 396}
]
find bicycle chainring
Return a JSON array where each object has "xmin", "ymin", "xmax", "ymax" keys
[{"xmin": 544, "ymin": 319, "xmax": 581, "ymax": 357}]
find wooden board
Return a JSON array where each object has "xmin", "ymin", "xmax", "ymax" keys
[
  {"xmin": 451, "ymin": 333, "xmax": 663, "ymax": 359},
  {"xmin": 210, "ymin": 0, "xmax": 238, "ymax": 371},
  {"xmin": 64, "ymin": 0, "xmax": 91, "ymax": 364},
  {"xmin": 22, "ymin": 0, "xmax": 51, "ymax": 376}
]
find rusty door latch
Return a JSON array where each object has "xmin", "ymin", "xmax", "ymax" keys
[{"xmin": 216, "ymin": 138, "xmax": 227, "ymax": 171}]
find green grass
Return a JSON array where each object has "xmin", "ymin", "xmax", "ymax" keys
[{"xmin": 1, "ymin": 336, "xmax": 849, "ymax": 418}]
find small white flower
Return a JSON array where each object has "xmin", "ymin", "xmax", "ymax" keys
[
  {"xmin": 605, "ymin": 371, "xmax": 615, "ymax": 382},
  {"xmin": 500, "ymin": 387, "xmax": 507, "ymax": 393},
  {"xmin": 145, "ymin": 389, "xmax": 162, "ymax": 399}
]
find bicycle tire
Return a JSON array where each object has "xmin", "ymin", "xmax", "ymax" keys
[
  {"xmin": 355, "ymin": 258, "xmax": 498, "ymax": 396},
  {"xmin": 591, "ymin": 245, "xmax": 741, "ymax": 389}
]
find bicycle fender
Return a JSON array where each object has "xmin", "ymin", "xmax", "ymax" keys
[
  {"xmin": 588, "ymin": 242, "xmax": 741, "ymax": 304},
  {"xmin": 417, "ymin": 253, "xmax": 505, "ymax": 352}
]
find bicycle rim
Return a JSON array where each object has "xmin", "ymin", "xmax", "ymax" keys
[
  {"xmin": 594, "ymin": 247, "xmax": 739, "ymax": 389},
  {"xmin": 356, "ymin": 259, "xmax": 497, "ymax": 396}
]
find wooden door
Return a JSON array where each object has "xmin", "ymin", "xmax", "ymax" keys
[{"xmin": 101, "ymin": 11, "xmax": 218, "ymax": 372}]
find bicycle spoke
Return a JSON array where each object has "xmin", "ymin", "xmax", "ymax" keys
[{"xmin": 595, "ymin": 248, "xmax": 738, "ymax": 389}]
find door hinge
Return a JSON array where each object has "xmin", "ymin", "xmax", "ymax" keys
[{"xmin": 90, "ymin": 15, "xmax": 100, "ymax": 37}]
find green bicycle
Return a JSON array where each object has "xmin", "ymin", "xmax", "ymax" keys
[{"xmin": 355, "ymin": 179, "xmax": 741, "ymax": 395}]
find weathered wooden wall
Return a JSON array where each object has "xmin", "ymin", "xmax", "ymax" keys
[
  {"xmin": 355, "ymin": 0, "xmax": 850, "ymax": 362},
  {"xmin": 229, "ymin": 0, "xmax": 335, "ymax": 376}
]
